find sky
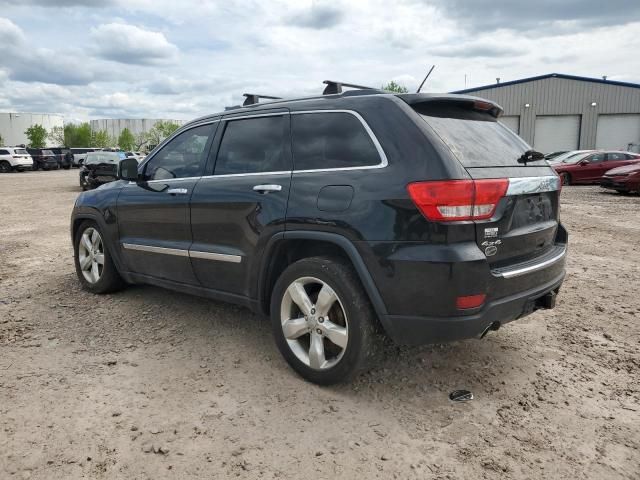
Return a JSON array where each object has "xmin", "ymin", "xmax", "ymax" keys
[{"xmin": 1, "ymin": 0, "xmax": 639, "ymax": 123}]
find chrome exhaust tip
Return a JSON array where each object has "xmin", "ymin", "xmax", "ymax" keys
[{"xmin": 480, "ymin": 321, "xmax": 501, "ymax": 339}]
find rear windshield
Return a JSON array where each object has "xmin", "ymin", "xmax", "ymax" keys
[
  {"xmin": 420, "ymin": 115, "xmax": 532, "ymax": 167},
  {"xmin": 43, "ymin": 150, "xmax": 53, "ymax": 155},
  {"xmin": 15, "ymin": 148, "xmax": 28, "ymax": 154}
]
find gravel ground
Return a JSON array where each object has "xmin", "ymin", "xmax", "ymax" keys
[{"xmin": 1, "ymin": 169, "xmax": 638, "ymax": 480}]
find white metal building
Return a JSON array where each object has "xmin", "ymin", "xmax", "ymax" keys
[
  {"xmin": 453, "ymin": 73, "xmax": 640, "ymax": 153},
  {"xmin": 0, "ymin": 112, "xmax": 64, "ymax": 147},
  {"xmin": 89, "ymin": 118, "xmax": 185, "ymax": 139}
]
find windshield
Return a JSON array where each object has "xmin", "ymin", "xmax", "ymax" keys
[
  {"xmin": 547, "ymin": 150, "xmax": 591, "ymax": 164},
  {"xmin": 43, "ymin": 150, "xmax": 53, "ymax": 155},
  {"xmin": 419, "ymin": 115, "xmax": 534, "ymax": 167},
  {"xmin": 86, "ymin": 152, "xmax": 121, "ymax": 164},
  {"xmin": 560, "ymin": 152, "xmax": 593, "ymax": 164}
]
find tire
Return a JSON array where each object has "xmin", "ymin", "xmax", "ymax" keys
[
  {"xmin": 73, "ymin": 220, "xmax": 125, "ymax": 294},
  {"xmin": 0, "ymin": 161, "xmax": 11, "ymax": 173},
  {"xmin": 270, "ymin": 256, "xmax": 380, "ymax": 385},
  {"xmin": 560, "ymin": 173, "xmax": 571, "ymax": 186},
  {"xmin": 63, "ymin": 165, "xmax": 71, "ymax": 170}
]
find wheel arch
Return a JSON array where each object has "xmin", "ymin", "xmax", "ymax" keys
[
  {"xmin": 257, "ymin": 231, "xmax": 389, "ymax": 329},
  {"xmin": 71, "ymin": 212, "xmax": 128, "ymax": 279}
]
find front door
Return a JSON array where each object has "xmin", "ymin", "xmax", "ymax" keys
[
  {"xmin": 189, "ymin": 111, "xmax": 292, "ymax": 298},
  {"xmin": 576, "ymin": 152, "xmax": 605, "ymax": 182},
  {"xmin": 117, "ymin": 122, "xmax": 217, "ymax": 284}
]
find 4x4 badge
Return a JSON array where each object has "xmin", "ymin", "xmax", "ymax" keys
[{"xmin": 481, "ymin": 239, "xmax": 502, "ymax": 247}]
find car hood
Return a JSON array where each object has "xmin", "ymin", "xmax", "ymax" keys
[{"xmin": 604, "ymin": 164, "xmax": 640, "ymax": 175}]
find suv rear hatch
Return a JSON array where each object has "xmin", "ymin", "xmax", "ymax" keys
[{"xmin": 403, "ymin": 95, "xmax": 563, "ymax": 270}]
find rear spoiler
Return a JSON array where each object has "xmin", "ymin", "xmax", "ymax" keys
[{"xmin": 397, "ymin": 93, "xmax": 504, "ymax": 119}]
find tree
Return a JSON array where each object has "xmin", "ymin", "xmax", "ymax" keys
[
  {"xmin": 49, "ymin": 126, "xmax": 66, "ymax": 146},
  {"xmin": 382, "ymin": 80, "xmax": 409, "ymax": 93},
  {"xmin": 25, "ymin": 124, "xmax": 48, "ymax": 148},
  {"xmin": 133, "ymin": 132, "xmax": 148, "ymax": 151},
  {"xmin": 90, "ymin": 130, "xmax": 112, "ymax": 148},
  {"xmin": 144, "ymin": 120, "xmax": 181, "ymax": 148},
  {"xmin": 65, "ymin": 122, "xmax": 92, "ymax": 147},
  {"xmin": 118, "ymin": 128, "xmax": 135, "ymax": 151}
]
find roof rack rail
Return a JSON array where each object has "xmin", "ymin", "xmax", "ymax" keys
[
  {"xmin": 242, "ymin": 93, "xmax": 283, "ymax": 106},
  {"xmin": 322, "ymin": 80, "xmax": 375, "ymax": 95}
]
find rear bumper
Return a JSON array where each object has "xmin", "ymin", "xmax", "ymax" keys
[
  {"xmin": 356, "ymin": 224, "xmax": 568, "ymax": 345},
  {"xmin": 382, "ymin": 272, "xmax": 564, "ymax": 345}
]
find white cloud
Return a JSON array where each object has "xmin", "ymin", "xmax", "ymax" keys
[
  {"xmin": 90, "ymin": 22, "xmax": 178, "ymax": 65},
  {"xmin": 0, "ymin": 17, "xmax": 25, "ymax": 47},
  {"xmin": 0, "ymin": 1, "xmax": 638, "ymax": 122}
]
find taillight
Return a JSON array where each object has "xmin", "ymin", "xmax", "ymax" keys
[{"xmin": 407, "ymin": 179, "xmax": 509, "ymax": 222}]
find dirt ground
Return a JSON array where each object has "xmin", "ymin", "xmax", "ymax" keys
[{"xmin": 0, "ymin": 169, "xmax": 638, "ymax": 480}]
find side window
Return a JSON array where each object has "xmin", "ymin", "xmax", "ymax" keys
[
  {"xmin": 292, "ymin": 112, "xmax": 381, "ymax": 170},
  {"xmin": 144, "ymin": 124, "xmax": 213, "ymax": 181},
  {"xmin": 0, "ymin": 150, "xmax": 9, "ymax": 155},
  {"xmin": 606, "ymin": 152, "xmax": 624, "ymax": 161},
  {"xmin": 589, "ymin": 153, "xmax": 604, "ymax": 163},
  {"xmin": 214, "ymin": 115, "xmax": 288, "ymax": 175}
]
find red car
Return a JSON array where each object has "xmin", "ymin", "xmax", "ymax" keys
[
  {"xmin": 600, "ymin": 163, "xmax": 640, "ymax": 193},
  {"xmin": 552, "ymin": 151, "xmax": 640, "ymax": 185}
]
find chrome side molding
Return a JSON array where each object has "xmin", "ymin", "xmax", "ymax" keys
[
  {"xmin": 122, "ymin": 243, "xmax": 189, "ymax": 257},
  {"xmin": 188, "ymin": 250, "xmax": 242, "ymax": 263},
  {"xmin": 122, "ymin": 243, "xmax": 242, "ymax": 263}
]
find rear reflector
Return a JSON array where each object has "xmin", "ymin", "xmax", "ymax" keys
[
  {"xmin": 456, "ymin": 294, "xmax": 486, "ymax": 309},
  {"xmin": 407, "ymin": 179, "xmax": 509, "ymax": 222}
]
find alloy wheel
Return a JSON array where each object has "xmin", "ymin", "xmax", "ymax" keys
[
  {"xmin": 280, "ymin": 276, "xmax": 349, "ymax": 370},
  {"xmin": 78, "ymin": 227, "xmax": 105, "ymax": 284}
]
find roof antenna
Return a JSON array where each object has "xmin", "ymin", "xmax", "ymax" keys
[{"xmin": 416, "ymin": 65, "xmax": 436, "ymax": 93}]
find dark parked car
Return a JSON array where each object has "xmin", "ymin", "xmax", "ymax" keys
[
  {"xmin": 70, "ymin": 147, "xmax": 100, "ymax": 167},
  {"xmin": 79, "ymin": 151, "xmax": 126, "ymax": 190},
  {"xmin": 70, "ymin": 83, "xmax": 567, "ymax": 384},
  {"xmin": 553, "ymin": 151, "xmax": 640, "ymax": 185},
  {"xmin": 26, "ymin": 148, "xmax": 59, "ymax": 170},
  {"xmin": 601, "ymin": 163, "xmax": 640, "ymax": 193},
  {"xmin": 50, "ymin": 147, "xmax": 72, "ymax": 169}
]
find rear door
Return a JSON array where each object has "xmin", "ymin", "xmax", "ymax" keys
[
  {"xmin": 116, "ymin": 122, "xmax": 217, "ymax": 284},
  {"xmin": 419, "ymin": 111, "xmax": 561, "ymax": 267},
  {"xmin": 189, "ymin": 110, "xmax": 292, "ymax": 298}
]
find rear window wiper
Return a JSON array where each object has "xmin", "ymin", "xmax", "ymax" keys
[{"xmin": 517, "ymin": 150, "xmax": 545, "ymax": 165}]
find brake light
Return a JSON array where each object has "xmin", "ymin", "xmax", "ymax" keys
[
  {"xmin": 407, "ymin": 179, "xmax": 509, "ymax": 221},
  {"xmin": 456, "ymin": 294, "xmax": 486, "ymax": 309}
]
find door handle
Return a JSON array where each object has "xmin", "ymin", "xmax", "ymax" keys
[
  {"xmin": 167, "ymin": 188, "xmax": 188, "ymax": 195},
  {"xmin": 253, "ymin": 184, "xmax": 282, "ymax": 194}
]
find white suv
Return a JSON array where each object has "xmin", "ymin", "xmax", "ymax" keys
[{"xmin": 0, "ymin": 147, "xmax": 34, "ymax": 173}]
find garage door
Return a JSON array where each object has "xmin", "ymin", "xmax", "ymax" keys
[
  {"xmin": 500, "ymin": 116, "xmax": 520, "ymax": 134},
  {"xmin": 596, "ymin": 114, "xmax": 640, "ymax": 150},
  {"xmin": 534, "ymin": 115, "xmax": 581, "ymax": 154}
]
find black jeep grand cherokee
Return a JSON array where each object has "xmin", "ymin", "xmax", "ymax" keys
[{"xmin": 71, "ymin": 83, "xmax": 567, "ymax": 384}]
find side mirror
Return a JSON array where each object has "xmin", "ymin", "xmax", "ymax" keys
[
  {"xmin": 578, "ymin": 159, "xmax": 589, "ymax": 166},
  {"xmin": 118, "ymin": 157, "xmax": 140, "ymax": 181}
]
